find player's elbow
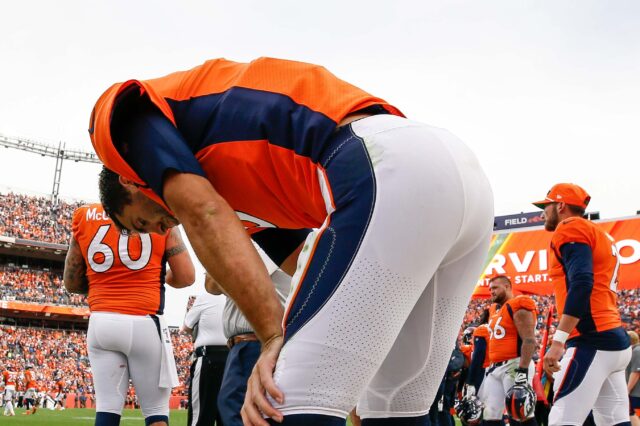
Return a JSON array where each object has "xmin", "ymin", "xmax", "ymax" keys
[{"xmin": 171, "ymin": 269, "xmax": 196, "ymax": 288}]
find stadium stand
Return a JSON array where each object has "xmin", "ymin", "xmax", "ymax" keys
[
  {"xmin": 1, "ymin": 191, "xmax": 639, "ymax": 409},
  {"xmin": 0, "ymin": 192, "xmax": 82, "ymax": 245},
  {"xmin": 0, "ymin": 263, "xmax": 85, "ymax": 306}
]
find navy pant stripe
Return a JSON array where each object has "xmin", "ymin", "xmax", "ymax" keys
[
  {"xmin": 554, "ymin": 347, "xmax": 597, "ymax": 402},
  {"xmin": 284, "ymin": 125, "xmax": 376, "ymax": 342}
]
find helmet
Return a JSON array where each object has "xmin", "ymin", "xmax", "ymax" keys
[
  {"xmin": 505, "ymin": 384, "xmax": 536, "ymax": 421},
  {"xmin": 455, "ymin": 395, "xmax": 483, "ymax": 425},
  {"xmin": 462, "ymin": 327, "xmax": 476, "ymax": 345}
]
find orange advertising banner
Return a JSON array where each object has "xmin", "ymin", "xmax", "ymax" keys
[
  {"xmin": 0, "ymin": 300, "xmax": 90, "ymax": 316},
  {"xmin": 473, "ymin": 216, "xmax": 640, "ymax": 298}
]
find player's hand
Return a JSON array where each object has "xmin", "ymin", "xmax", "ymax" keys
[
  {"xmin": 241, "ymin": 335, "xmax": 284, "ymax": 426},
  {"xmin": 543, "ymin": 341, "xmax": 564, "ymax": 376},
  {"xmin": 514, "ymin": 367, "xmax": 528, "ymax": 385},
  {"xmin": 464, "ymin": 384, "xmax": 476, "ymax": 398}
]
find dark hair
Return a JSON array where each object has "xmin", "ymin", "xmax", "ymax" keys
[
  {"xmin": 98, "ymin": 166, "xmax": 132, "ymax": 232},
  {"xmin": 567, "ymin": 204, "xmax": 586, "ymax": 217},
  {"xmin": 488, "ymin": 274, "xmax": 512, "ymax": 287}
]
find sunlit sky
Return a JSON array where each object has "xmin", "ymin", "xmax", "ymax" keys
[{"xmin": 1, "ymin": 0, "xmax": 639, "ymax": 325}]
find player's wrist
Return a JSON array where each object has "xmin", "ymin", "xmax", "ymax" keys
[{"xmin": 552, "ymin": 329, "xmax": 570, "ymax": 344}]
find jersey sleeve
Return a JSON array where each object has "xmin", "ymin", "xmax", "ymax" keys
[
  {"xmin": 473, "ymin": 325, "xmax": 490, "ymax": 339},
  {"xmin": 552, "ymin": 219, "xmax": 594, "ymax": 257},
  {"xmin": 111, "ymin": 90, "xmax": 207, "ymax": 200},
  {"xmin": 511, "ymin": 296, "xmax": 537, "ymax": 315}
]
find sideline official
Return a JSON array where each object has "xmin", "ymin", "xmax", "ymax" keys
[{"xmin": 183, "ymin": 286, "xmax": 228, "ymax": 426}]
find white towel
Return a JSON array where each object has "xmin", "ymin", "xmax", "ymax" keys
[{"xmin": 157, "ymin": 315, "xmax": 179, "ymax": 388}]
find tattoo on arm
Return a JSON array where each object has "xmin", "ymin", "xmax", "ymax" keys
[
  {"xmin": 166, "ymin": 227, "xmax": 188, "ymax": 258},
  {"xmin": 63, "ymin": 238, "xmax": 89, "ymax": 295},
  {"xmin": 166, "ymin": 243, "xmax": 187, "ymax": 258}
]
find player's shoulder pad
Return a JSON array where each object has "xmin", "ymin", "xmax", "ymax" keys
[
  {"xmin": 552, "ymin": 216, "xmax": 593, "ymax": 249},
  {"xmin": 509, "ymin": 295, "xmax": 537, "ymax": 313},
  {"xmin": 473, "ymin": 324, "xmax": 490, "ymax": 338}
]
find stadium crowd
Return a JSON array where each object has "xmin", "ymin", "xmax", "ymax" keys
[
  {"xmin": 0, "ymin": 264, "xmax": 85, "ymax": 306},
  {"xmin": 0, "ymin": 325, "xmax": 193, "ymax": 399},
  {"xmin": 0, "ymin": 192, "xmax": 82, "ymax": 245},
  {"xmin": 1, "ymin": 192, "xmax": 639, "ymax": 419}
]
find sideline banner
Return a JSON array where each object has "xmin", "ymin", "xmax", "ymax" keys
[{"xmin": 473, "ymin": 216, "xmax": 640, "ymax": 298}]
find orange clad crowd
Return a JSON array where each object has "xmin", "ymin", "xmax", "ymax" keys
[{"xmin": 2, "ymin": 191, "xmax": 640, "ymax": 400}]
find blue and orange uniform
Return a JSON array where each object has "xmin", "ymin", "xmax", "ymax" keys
[
  {"xmin": 73, "ymin": 203, "xmax": 169, "ymax": 315},
  {"xmin": 535, "ymin": 181, "xmax": 633, "ymax": 425},
  {"xmin": 549, "ymin": 216, "xmax": 628, "ymax": 349},
  {"xmin": 487, "ymin": 296, "xmax": 537, "ymax": 365},
  {"xmin": 548, "ymin": 216, "xmax": 631, "ymax": 418},
  {"xmin": 478, "ymin": 297, "xmax": 537, "ymax": 422},
  {"xmin": 88, "ymin": 57, "xmax": 495, "ymax": 422}
]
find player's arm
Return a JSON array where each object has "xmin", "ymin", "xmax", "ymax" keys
[
  {"xmin": 113, "ymin": 97, "xmax": 282, "ymax": 344},
  {"xmin": 466, "ymin": 336, "xmax": 487, "ymax": 390},
  {"xmin": 513, "ymin": 307, "xmax": 537, "ymax": 369},
  {"xmin": 164, "ymin": 171, "xmax": 284, "ymax": 345},
  {"xmin": 114, "ymin": 98, "xmax": 284, "ymax": 423},
  {"xmin": 204, "ymin": 272, "xmax": 225, "ymax": 296},
  {"xmin": 544, "ymin": 242, "xmax": 592, "ymax": 374},
  {"xmin": 555, "ymin": 242, "xmax": 594, "ymax": 337},
  {"xmin": 164, "ymin": 227, "xmax": 195, "ymax": 288},
  {"xmin": 629, "ymin": 371, "xmax": 640, "ymax": 394},
  {"xmin": 63, "ymin": 237, "xmax": 89, "ymax": 295}
]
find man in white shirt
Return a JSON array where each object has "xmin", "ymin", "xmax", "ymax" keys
[{"xmin": 183, "ymin": 288, "xmax": 228, "ymax": 426}]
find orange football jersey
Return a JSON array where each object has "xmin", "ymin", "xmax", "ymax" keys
[
  {"xmin": 549, "ymin": 217, "xmax": 622, "ymax": 339},
  {"xmin": 2, "ymin": 370, "xmax": 16, "ymax": 386},
  {"xmin": 90, "ymin": 57, "xmax": 404, "ymax": 233},
  {"xmin": 487, "ymin": 296, "xmax": 537, "ymax": 364},
  {"xmin": 72, "ymin": 204, "xmax": 170, "ymax": 315},
  {"xmin": 24, "ymin": 370, "xmax": 36, "ymax": 389}
]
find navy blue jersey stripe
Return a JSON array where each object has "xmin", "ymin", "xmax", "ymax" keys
[
  {"xmin": 283, "ymin": 125, "xmax": 376, "ymax": 341},
  {"xmin": 157, "ymin": 253, "xmax": 167, "ymax": 315},
  {"xmin": 166, "ymin": 87, "xmax": 339, "ymax": 161}
]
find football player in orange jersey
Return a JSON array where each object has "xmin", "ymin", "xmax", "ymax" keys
[
  {"xmin": 2, "ymin": 365, "xmax": 17, "ymax": 416},
  {"xmin": 22, "ymin": 364, "xmax": 37, "ymax": 415},
  {"xmin": 535, "ymin": 183, "xmax": 631, "ymax": 426},
  {"xmin": 64, "ymin": 203, "xmax": 195, "ymax": 426},
  {"xmin": 53, "ymin": 374, "xmax": 66, "ymax": 411},
  {"xmin": 477, "ymin": 275, "xmax": 538, "ymax": 426},
  {"xmin": 89, "ymin": 57, "xmax": 494, "ymax": 426}
]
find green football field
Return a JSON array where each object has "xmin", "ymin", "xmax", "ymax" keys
[
  {"xmin": 3, "ymin": 407, "xmax": 460, "ymax": 425},
  {"xmin": 1, "ymin": 408, "xmax": 188, "ymax": 425}
]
